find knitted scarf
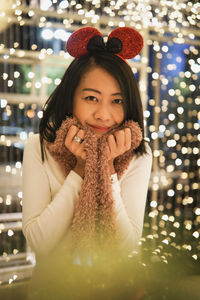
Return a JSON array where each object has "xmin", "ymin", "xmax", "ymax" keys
[{"xmin": 45, "ymin": 117, "xmax": 142, "ymax": 253}]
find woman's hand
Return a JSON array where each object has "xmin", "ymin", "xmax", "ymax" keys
[
  {"xmin": 65, "ymin": 125, "xmax": 86, "ymax": 178},
  {"xmin": 107, "ymin": 128, "xmax": 132, "ymax": 173}
]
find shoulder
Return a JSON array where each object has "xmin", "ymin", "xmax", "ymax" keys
[
  {"xmin": 134, "ymin": 141, "xmax": 152, "ymax": 165},
  {"xmin": 121, "ymin": 141, "xmax": 152, "ymax": 180},
  {"xmin": 23, "ymin": 133, "xmax": 41, "ymax": 160},
  {"xmin": 25, "ymin": 133, "xmax": 40, "ymax": 146},
  {"xmin": 143, "ymin": 141, "xmax": 152, "ymax": 159}
]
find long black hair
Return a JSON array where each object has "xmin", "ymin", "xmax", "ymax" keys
[{"xmin": 39, "ymin": 52, "xmax": 147, "ymax": 160}]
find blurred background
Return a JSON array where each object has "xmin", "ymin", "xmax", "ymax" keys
[{"xmin": 0, "ymin": 0, "xmax": 199, "ymax": 298}]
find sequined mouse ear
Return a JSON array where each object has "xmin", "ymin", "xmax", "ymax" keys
[
  {"xmin": 66, "ymin": 27, "xmax": 102, "ymax": 58},
  {"xmin": 108, "ymin": 27, "xmax": 143, "ymax": 59}
]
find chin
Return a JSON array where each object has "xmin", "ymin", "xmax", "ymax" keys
[{"xmin": 92, "ymin": 130, "xmax": 104, "ymax": 137}]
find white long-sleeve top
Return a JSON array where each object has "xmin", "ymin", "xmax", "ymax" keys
[{"xmin": 22, "ymin": 134, "xmax": 152, "ymax": 258}]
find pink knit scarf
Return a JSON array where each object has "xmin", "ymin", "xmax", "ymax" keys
[{"xmin": 45, "ymin": 117, "xmax": 142, "ymax": 252}]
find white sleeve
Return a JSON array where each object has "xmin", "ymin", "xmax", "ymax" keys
[
  {"xmin": 112, "ymin": 143, "xmax": 152, "ymax": 254},
  {"xmin": 22, "ymin": 136, "xmax": 83, "ymax": 257}
]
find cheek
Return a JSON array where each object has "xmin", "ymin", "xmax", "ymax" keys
[
  {"xmin": 115, "ymin": 107, "xmax": 125, "ymax": 123},
  {"xmin": 73, "ymin": 101, "xmax": 89, "ymax": 123},
  {"xmin": 73, "ymin": 98, "xmax": 82, "ymax": 116},
  {"xmin": 74, "ymin": 107, "xmax": 84, "ymax": 121}
]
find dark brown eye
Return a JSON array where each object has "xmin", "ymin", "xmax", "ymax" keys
[
  {"xmin": 85, "ymin": 96, "xmax": 98, "ymax": 102},
  {"xmin": 113, "ymin": 99, "xmax": 123, "ymax": 104}
]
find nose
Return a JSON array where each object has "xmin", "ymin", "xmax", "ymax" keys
[{"xmin": 94, "ymin": 103, "xmax": 111, "ymax": 121}]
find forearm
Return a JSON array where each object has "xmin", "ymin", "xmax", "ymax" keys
[
  {"xmin": 111, "ymin": 179, "xmax": 141, "ymax": 253},
  {"xmin": 23, "ymin": 170, "xmax": 82, "ymax": 257},
  {"xmin": 111, "ymin": 146, "xmax": 152, "ymax": 254}
]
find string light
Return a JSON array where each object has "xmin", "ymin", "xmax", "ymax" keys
[{"xmin": 0, "ymin": 0, "xmax": 199, "ymax": 287}]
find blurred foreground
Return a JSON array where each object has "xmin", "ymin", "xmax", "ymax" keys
[{"xmin": 1, "ymin": 241, "xmax": 200, "ymax": 300}]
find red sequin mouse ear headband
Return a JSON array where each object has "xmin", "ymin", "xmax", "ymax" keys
[{"xmin": 66, "ymin": 26, "xmax": 143, "ymax": 61}]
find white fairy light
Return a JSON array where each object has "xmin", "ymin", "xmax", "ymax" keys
[{"xmin": 41, "ymin": 29, "xmax": 54, "ymax": 40}]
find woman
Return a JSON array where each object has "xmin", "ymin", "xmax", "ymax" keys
[{"xmin": 22, "ymin": 27, "xmax": 152, "ymax": 261}]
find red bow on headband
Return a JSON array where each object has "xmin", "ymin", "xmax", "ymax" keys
[{"xmin": 66, "ymin": 26, "xmax": 143, "ymax": 60}]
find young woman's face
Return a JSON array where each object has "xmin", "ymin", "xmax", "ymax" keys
[{"xmin": 73, "ymin": 67, "xmax": 124, "ymax": 136}]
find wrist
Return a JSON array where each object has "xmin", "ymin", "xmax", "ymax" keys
[
  {"xmin": 110, "ymin": 173, "xmax": 118, "ymax": 184},
  {"xmin": 108, "ymin": 160, "xmax": 115, "ymax": 174},
  {"xmin": 73, "ymin": 161, "xmax": 85, "ymax": 178}
]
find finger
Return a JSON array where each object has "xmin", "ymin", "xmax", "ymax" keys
[
  {"xmin": 72, "ymin": 128, "xmax": 86, "ymax": 160},
  {"xmin": 114, "ymin": 130, "xmax": 125, "ymax": 149},
  {"xmin": 80, "ymin": 146, "xmax": 86, "ymax": 160},
  {"xmin": 74, "ymin": 129, "xmax": 85, "ymax": 142},
  {"xmin": 105, "ymin": 143, "xmax": 112, "ymax": 161},
  {"xmin": 107, "ymin": 134, "xmax": 117, "ymax": 154},
  {"xmin": 75, "ymin": 140, "xmax": 86, "ymax": 159},
  {"xmin": 124, "ymin": 128, "xmax": 131, "ymax": 151},
  {"xmin": 81, "ymin": 151, "xmax": 86, "ymax": 160},
  {"xmin": 65, "ymin": 125, "xmax": 79, "ymax": 147}
]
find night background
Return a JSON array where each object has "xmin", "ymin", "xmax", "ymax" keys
[{"xmin": 0, "ymin": 0, "xmax": 200, "ymax": 299}]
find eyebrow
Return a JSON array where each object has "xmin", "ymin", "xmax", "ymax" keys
[{"xmin": 82, "ymin": 88, "xmax": 122, "ymax": 96}]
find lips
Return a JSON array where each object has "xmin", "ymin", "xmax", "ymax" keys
[{"xmin": 89, "ymin": 124, "xmax": 111, "ymax": 133}]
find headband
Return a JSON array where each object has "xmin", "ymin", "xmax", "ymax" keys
[{"xmin": 66, "ymin": 26, "xmax": 143, "ymax": 61}]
